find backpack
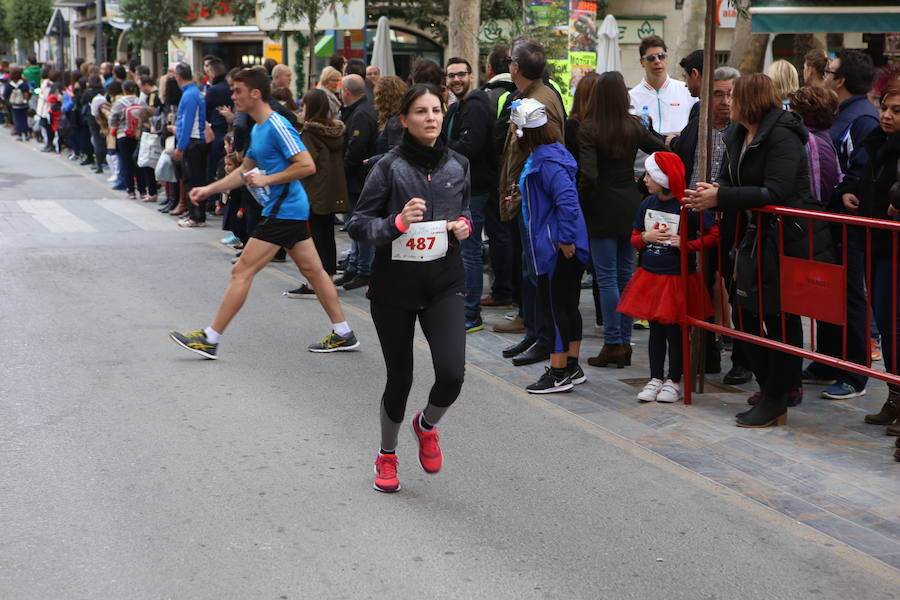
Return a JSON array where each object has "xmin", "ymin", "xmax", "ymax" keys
[
  {"xmin": 124, "ymin": 103, "xmax": 143, "ymax": 138},
  {"xmin": 9, "ymin": 84, "xmax": 25, "ymax": 106}
]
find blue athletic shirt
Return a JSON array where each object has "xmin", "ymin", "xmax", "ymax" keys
[{"xmin": 246, "ymin": 111, "xmax": 310, "ymax": 220}]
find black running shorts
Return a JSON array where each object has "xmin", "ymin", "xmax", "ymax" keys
[{"xmin": 251, "ymin": 217, "xmax": 311, "ymax": 249}]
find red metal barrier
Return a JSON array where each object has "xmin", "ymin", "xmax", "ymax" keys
[{"xmin": 678, "ymin": 204, "xmax": 900, "ymax": 406}]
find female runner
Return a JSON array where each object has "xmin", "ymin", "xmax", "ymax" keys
[{"xmin": 348, "ymin": 84, "xmax": 472, "ymax": 492}]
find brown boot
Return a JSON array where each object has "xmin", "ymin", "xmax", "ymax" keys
[
  {"xmin": 169, "ymin": 198, "xmax": 188, "ymax": 217},
  {"xmin": 621, "ymin": 343, "xmax": 632, "ymax": 366},
  {"xmin": 887, "ymin": 421, "xmax": 900, "ymax": 436},
  {"xmin": 493, "ymin": 315, "xmax": 525, "ymax": 334},
  {"xmin": 865, "ymin": 385, "xmax": 900, "ymax": 425},
  {"xmin": 894, "ymin": 448, "xmax": 900, "ymax": 462},
  {"xmin": 587, "ymin": 343, "xmax": 628, "ymax": 369}
]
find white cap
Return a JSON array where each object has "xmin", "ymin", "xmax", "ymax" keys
[{"xmin": 510, "ymin": 98, "xmax": 548, "ymax": 138}]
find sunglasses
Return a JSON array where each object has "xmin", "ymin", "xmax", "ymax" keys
[{"xmin": 643, "ymin": 52, "xmax": 668, "ymax": 63}]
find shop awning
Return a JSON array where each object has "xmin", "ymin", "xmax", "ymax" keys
[{"xmin": 750, "ymin": 1, "xmax": 900, "ymax": 33}]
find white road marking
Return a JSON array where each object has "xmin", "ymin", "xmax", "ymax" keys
[
  {"xmin": 17, "ymin": 200, "xmax": 97, "ymax": 232},
  {"xmin": 95, "ymin": 199, "xmax": 173, "ymax": 231}
]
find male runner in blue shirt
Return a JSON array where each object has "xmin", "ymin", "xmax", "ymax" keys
[{"xmin": 169, "ymin": 68, "xmax": 359, "ymax": 358}]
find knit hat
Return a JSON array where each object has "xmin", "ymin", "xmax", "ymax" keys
[
  {"xmin": 510, "ymin": 98, "xmax": 548, "ymax": 138},
  {"xmin": 644, "ymin": 151, "xmax": 686, "ymax": 201}
]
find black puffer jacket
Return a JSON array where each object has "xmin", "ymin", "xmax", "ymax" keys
[
  {"xmin": 847, "ymin": 127, "xmax": 900, "ymax": 258},
  {"xmin": 348, "ymin": 140, "xmax": 472, "ymax": 310},
  {"xmin": 718, "ymin": 107, "xmax": 834, "ymax": 313}
]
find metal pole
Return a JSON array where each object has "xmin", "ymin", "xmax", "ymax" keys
[
  {"xmin": 96, "ymin": 0, "xmax": 105, "ymax": 64},
  {"xmin": 693, "ymin": 0, "xmax": 718, "ymax": 395},
  {"xmin": 281, "ymin": 31, "xmax": 288, "ymax": 66}
]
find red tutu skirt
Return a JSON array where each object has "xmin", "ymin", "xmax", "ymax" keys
[{"xmin": 617, "ymin": 268, "xmax": 714, "ymax": 325}]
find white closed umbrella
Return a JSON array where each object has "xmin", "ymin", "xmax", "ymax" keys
[
  {"xmin": 597, "ymin": 14, "xmax": 622, "ymax": 73},
  {"xmin": 371, "ymin": 16, "xmax": 395, "ymax": 77}
]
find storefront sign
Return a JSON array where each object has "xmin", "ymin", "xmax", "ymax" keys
[
  {"xmin": 265, "ymin": 44, "xmax": 283, "ymax": 61},
  {"xmin": 616, "ymin": 18, "xmax": 665, "ymax": 45},
  {"xmin": 717, "ymin": 0, "xmax": 738, "ymax": 28},
  {"xmin": 886, "ymin": 33, "xmax": 900, "ymax": 56}
]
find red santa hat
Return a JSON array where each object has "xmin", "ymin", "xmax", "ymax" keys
[{"xmin": 644, "ymin": 151, "xmax": 686, "ymax": 202}]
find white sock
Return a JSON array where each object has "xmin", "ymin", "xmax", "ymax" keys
[
  {"xmin": 333, "ymin": 321, "xmax": 351, "ymax": 337},
  {"xmin": 204, "ymin": 327, "xmax": 221, "ymax": 344}
]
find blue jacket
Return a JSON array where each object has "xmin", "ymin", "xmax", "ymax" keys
[
  {"xmin": 175, "ymin": 82, "xmax": 205, "ymax": 151},
  {"xmin": 520, "ymin": 142, "xmax": 590, "ymax": 276},
  {"xmin": 829, "ymin": 94, "xmax": 879, "ymax": 181}
]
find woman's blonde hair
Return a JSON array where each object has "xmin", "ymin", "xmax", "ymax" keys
[
  {"xmin": 319, "ymin": 66, "xmax": 341, "ymax": 85},
  {"xmin": 766, "ymin": 60, "xmax": 800, "ymax": 100}
]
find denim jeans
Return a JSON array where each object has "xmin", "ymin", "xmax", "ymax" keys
[
  {"xmin": 517, "ymin": 213, "xmax": 551, "ymax": 346},
  {"xmin": 461, "ymin": 194, "xmax": 487, "ymax": 320},
  {"xmin": 346, "ymin": 239, "xmax": 373, "ymax": 276},
  {"xmin": 590, "ymin": 236, "xmax": 633, "ymax": 344}
]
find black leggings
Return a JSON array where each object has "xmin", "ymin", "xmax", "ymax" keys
[
  {"xmin": 649, "ymin": 322, "xmax": 683, "ymax": 382},
  {"xmin": 309, "ymin": 211, "xmax": 337, "ymax": 275},
  {"xmin": 371, "ymin": 293, "xmax": 466, "ymax": 424},
  {"xmin": 537, "ymin": 253, "xmax": 585, "ymax": 353}
]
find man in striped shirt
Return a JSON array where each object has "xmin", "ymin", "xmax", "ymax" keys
[{"xmin": 169, "ymin": 68, "xmax": 360, "ymax": 359}]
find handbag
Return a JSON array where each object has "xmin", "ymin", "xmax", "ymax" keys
[
  {"xmin": 155, "ymin": 151, "xmax": 176, "ymax": 183},
  {"xmin": 138, "ymin": 132, "xmax": 162, "ymax": 168},
  {"xmin": 732, "ymin": 213, "xmax": 780, "ymax": 315}
]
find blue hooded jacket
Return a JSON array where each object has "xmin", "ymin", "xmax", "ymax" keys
[{"xmin": 520, "ymin": 142, "xmax": 590, "ymax": 276}]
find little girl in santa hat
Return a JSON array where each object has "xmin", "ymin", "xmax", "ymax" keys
[{"xmin": 617, "ymin": 151, "xmax": 720, "ymax": 403}]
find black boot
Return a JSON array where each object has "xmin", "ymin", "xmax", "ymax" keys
[
  {"xmin": 502, "ymin": 337, "xmax": 534, "ymax": 359},
  {"xmin": 864, "ymin": 385, "xmax": 900, "ymax": 425},
  {"xmin": 736, "ymin": 390, "xmax": 788, "ymax": 428}
]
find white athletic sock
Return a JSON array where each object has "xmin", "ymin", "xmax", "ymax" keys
[
  {"xmin": 333, "ymin": 321, "xmax": 351, "ymax": 337},
  {"xmin": 204, "ymin": 327, "xmax": 221, "ymax": 344}
]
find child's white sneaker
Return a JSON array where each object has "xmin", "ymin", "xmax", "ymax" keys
[
  {"xmin": 656, "ymin": 379, "xmax": 682, "ymax": 403},
  {"xmin": 637, "ymin": 378, "xmax": 664, "ymax": 402}
]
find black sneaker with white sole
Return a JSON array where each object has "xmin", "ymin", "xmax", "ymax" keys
[
  {"xmin": 283, "ymin": 283, "xmax": 315, "ymax": 298},
  {"xmin": 568, "ymin": 363, "xmax": 586, "ymax": 385},
  {"xmin": 526, "ymin": 367, "xmax": 573, "ymax": 394}
]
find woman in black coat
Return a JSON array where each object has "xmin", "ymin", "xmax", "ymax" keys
[
  {"xmin": 841, "ymin": 81, "xmax": 900, "ymax": 445},
  {"xmin": 686, "ymin": 73, "xmax": 829, "ymax": 428}
]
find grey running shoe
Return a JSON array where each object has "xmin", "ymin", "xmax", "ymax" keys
[
  {"xmin": 169, "ymin": 329, "xmax": 218, "ymax": 359},
  {"xmin": 308, "ymin": 330, "xmax": 360, "ymax": 353}
]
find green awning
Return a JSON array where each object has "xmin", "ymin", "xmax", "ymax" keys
[
  {"xmin": 750, "ymin": 1, "xmax": 900, "ymax": 33},
  {"xmin": 315, "ymin": 33, "xmax": 334, "ymax": 57}
]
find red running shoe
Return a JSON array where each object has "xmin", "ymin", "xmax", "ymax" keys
[
  {"xmin": 373, "ymin": 453, "xmax": 400, "ymax": 493},
  {"xmin": 412, "ymin": 411, "xmax": 443, "ymax": 474}
]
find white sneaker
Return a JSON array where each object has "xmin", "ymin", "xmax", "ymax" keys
[
  {"xmin": 656, "ymin": 379, "xmax": 682, "ymax": 403},
  {"xmin": 637, "ymin": 378, "xmax": 664, "ymax": 402}
]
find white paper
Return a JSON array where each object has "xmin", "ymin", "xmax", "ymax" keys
[
  {"xmin": 391, "ymin": 220, "xmax": 449, "ymax": 262},
  {"xmin": 644, "ymin": 209, "xmax": 680, "ymax": 246}
]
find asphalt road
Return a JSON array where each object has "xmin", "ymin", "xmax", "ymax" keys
[{"xmin": 1, "ymin": 132, "xmax": 898, "ymax": 599}]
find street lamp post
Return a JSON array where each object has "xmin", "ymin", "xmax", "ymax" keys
[{"xmin": 96, "ymin": 0, "xmax": 105, "ymax": 64}]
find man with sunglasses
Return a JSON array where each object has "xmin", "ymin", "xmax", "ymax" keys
[{"xmin": 628, "ymin": 35, "xmax": 696, "ymax": 136}]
